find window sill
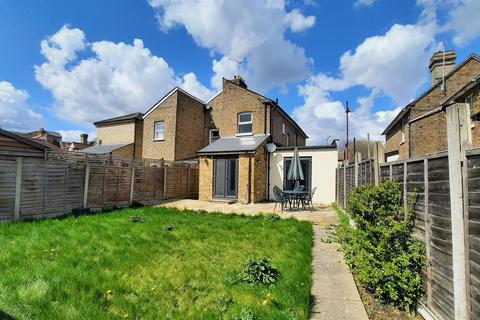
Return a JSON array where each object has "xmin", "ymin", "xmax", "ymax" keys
[
  {"xmin": 236, "ymin": 133, "xmax": 253, "ymax": 137},
  {"xmin": 399, "ymin": 141, "xmax": 405, "ymax": 146},
  {"xmin": 153, "ymin": 139, "xmax": 165, "ymax": 142}
]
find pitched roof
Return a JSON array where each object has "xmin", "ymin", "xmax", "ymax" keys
[
  {"xmin": 207, "ymin": 78, "xmax": 309, "ymax": 138},
  {"xmin": 142, "ymin": 87, "xmax": 206, "ymax": 119},
  {"xmin": 382, "ymin": 54, "xmax": 480, "ymax": 135},
  {"xmin": 81, "ymin": 143, "xmax": 131, "ymax": 154},
  {"xmin": 94, "ymin": 112, "xmax": 143, "ymax": 126},
  {"xmin": 0, "ymin": 128, "xmax": 48, "ymax": 150},
  {"xmin": 198, "ymin": 134, "xmax": 270, "ymax": 155}
]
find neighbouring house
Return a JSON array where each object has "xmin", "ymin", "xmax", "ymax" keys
[
  {"xmin": 383, "ymin": 51, "xmax": 480, "ymax": 161},
  {"xmin": 24, "ymin": 128, "xmax": 62, "ymax": 147},
  {"xmin": 60, "ymin": 133, "xmax": 93, "ymax": 152},
  {"xmin": 91, "ymin": 112, "xmax": 144, "ymax": 160},
  {"xmin": 141, "ymin": 87, "xmax": 206, "ymax": 161},
  {"xmin": 0, "ymin": 128, "xmax": 48, "ymax": 159},
  {"xmin": 80, "ymin": 143, "xmax": 135, "ymax": 160}
]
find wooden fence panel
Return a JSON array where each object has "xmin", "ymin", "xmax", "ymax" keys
[
  {"xmin": 337, "ymin": 167, "xmax": 345, "ymax": 208},
  {"xmin": 427, "ymin": 156, "xmax": 455, "ymax": 320},
  {"xmin": 87, "ymin": 165, "xmax": 106, "ymax": 208},
  {"xmin": 467, "ymin": 154, "xmax": 480, "ymax": 320},
  {"xmin": 406, "ymin": 160, "xmax": 426, "ymax": 242},
  {"xmin": 380, "ymin": 165, "xmax": 390, "ymax": 182},
  {"xmin": 0, "ymin": 159, "xmax": 17, "ymax": 220}
]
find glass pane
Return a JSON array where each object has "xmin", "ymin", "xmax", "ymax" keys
[
  {"xmin": 284, "ymin": 159, "xmax": 294, "ymax": 190},
  {"xmin": 227, "ymin": 158, "xmax": 237, "ymax": 196},
  {"xmin": 239, "ymin": 123, "xmax": 252, "ymax": 134},
  {"xmin": 214, "ymin": 159, "xmax": 225, "ymax": 196},
  {"xmin": 239, "ymin": 113, "xmax": 252, "ymax": 122}
]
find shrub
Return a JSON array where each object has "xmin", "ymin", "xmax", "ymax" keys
[
  {"xmin": 128, "ymin": 215, "xmax": 144, "ymax": 223},
  {"xmin": 264, "ymin": 213, "xmax": 281, "ymax": 222},
  {"xmin": 336, "ymin": 180, "xmax": 425, "ymax": 313},
  {"xmin": 238, "ymin": 258, "xmax": 279, "ymax": 285}
]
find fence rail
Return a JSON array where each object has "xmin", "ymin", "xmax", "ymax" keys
[{"xmin": 0, "ymin": 157, "xmax": 198, "ymax": 222}]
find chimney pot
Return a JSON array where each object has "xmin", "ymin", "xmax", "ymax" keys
[
  {"xmin": 429, "ymin": 50, "xmax": 457, "ymax": 85},
  {"xmin": 231, "ymin": 75, "xmax": 247, "ymax": 89},
  {"xmin": 80, "ymin": 133, "xmax": 88, "ymax": 144}
]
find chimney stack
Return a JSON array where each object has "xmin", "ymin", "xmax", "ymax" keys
[
  {"xmin": 429, "ymin": 50, "xmax": 456, "ymax": 85},
  {"xmin": 80, "ymin": 133, "xmax": 88, "ymax": 144},
  {"xmin": 231, "ymin": 75, "xmax": 247, "ymax": 89}
]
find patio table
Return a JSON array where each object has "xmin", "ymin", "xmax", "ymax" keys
[{"xmin": 283, "ymin": 190, "xmax": 309, "ymax": 210}]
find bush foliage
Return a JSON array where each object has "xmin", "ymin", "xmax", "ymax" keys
[
  {"xmin": 237, "ymin": 258, "xmax": 280, "ymax": 285},
  {"xmin": 336, "ymin": 180, "xmax": 425, "ymax": 313}
]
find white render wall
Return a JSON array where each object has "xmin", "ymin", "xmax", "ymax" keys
[{"xmin": 269, "ymin": 148, "xmax": 337, "ymax": 204}]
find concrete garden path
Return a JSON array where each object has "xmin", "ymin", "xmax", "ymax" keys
[{"xmin": 156, "ymin": 200, "xmax": 368, "ymax": 320}]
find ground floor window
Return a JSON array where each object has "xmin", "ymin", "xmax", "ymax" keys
[
  {"xmin": 283, "ymin": 156, "xmax": 312, "ymax": 191},
  {"xmin": 385, "ymin": 151, "xmax": 399, "ymax": 162},
  {"xmin": 213, "ymin": 156, "xmax": 238, "ymax": 199}
]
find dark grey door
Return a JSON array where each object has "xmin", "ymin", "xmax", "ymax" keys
[{"xmin": 214, "ymin": 156, "xmax": 238, "ymax": 198}]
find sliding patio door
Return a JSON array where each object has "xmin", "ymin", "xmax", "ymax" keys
[{"xmin": 213, "ymin": 156, "xmax": 238, "ymax": 199}]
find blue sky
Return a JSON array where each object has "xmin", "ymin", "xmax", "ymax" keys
[{"xmin": 0, "ymin": 0, "xmax": 479, "ymax": 144}]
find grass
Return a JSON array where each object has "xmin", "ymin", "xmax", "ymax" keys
[{"xmin": 0, "ymin": 207, "xmax": 313, "ymax": 320}]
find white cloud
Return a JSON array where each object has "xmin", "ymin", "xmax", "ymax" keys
[
  {"xmin": 340, "ymin": 23, "xmax": 438, "ymax": 104},
  {"xmin": 447, "ymin": 0, "xmax": 480, "ymax": 46},
  {"xmin": 284, "ymin": 9, "xmax": 316, "ymax": 32},
  {"xmin": 148, "ymin": 0, "xmax": 314, "ymax": 91},
  {"xmin": 354, "ymin": 0, "xmax": 377, "ymax": 7},
  {"xmin": 293, "ymin": 1, "xmax": 439, "ymax": 145},
  {"xmin": 35, "ymin": 25, "xmax": 213, "ymax": 125},
  {"xmin": 0, "ymin": 81, "xmax": 44, "ymax": 131}
]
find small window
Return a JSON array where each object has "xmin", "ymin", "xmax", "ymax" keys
[
  {"xmin": 154, "ymin": 121, "xmax": 165, "ymax": 140},
  {"xmin": 237, "ymin": 112, "xmax": 253, "ymax": 135},
  {"xmin": 209, "ymin": 129, "xmax": 220, "ymax": 144},
  {"xmin": 282, "ymin": 123, "xmax": 286, "ymax": 135},
  {"xmin": 286, "ymin": 133, "xmax": 290, "ymax": 147}
]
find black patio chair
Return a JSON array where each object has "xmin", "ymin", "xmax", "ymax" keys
[
  {"xmin": 302, "ymin": 187, "xmax": 317, "ymax": 211},
  {"xmin": 273, "ymin": 185, "xmax": 289, "ymax": 212}
]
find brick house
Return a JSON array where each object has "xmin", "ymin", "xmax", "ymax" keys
[
  {"xmin": 92, "ymin": 76, "xmax": 329, "ymax": 204},
  {"xmin": 89, "ymin": 112, "xmax": 144, "ymax": 160},
  {"xmin": 383, "ymin": 51, "xmax": 480, "ymax": 161},
  {"xmin": 197, "ymin": 76, "xmax": 308, "ymax": 203}
]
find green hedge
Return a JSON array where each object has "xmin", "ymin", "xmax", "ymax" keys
[{"xmin": 335, "ymin": 180, "xmax": 425, "ymax": 314}]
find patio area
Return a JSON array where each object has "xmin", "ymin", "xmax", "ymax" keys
[{"xmin": 156, "ymin": 199, "xmax": 340, "ymax": 225}]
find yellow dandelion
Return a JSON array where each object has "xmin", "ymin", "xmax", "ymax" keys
[{"xmin": 123, "ymin": 313, "xmax": 129, "ymax": 319}]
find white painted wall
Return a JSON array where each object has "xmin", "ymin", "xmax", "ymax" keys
[{"xmin": 269, "ymin": 148, "xmax": 337, "ymax": 204}]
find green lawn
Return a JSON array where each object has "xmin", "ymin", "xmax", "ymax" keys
[{"xmin": 0, "ymin": 207, "xmax": 313, "ymax": 320}]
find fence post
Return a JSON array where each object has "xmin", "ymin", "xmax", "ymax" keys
[
  {"xmin": 14, "ymin": 157, "xmax": 23, "ymax": 220},
  {"xmin": 446, "ymin": 102, "xmax": 469, "ymax": 319},
  {"xmin": 163, "ymin": 167, "xmax": 167, "ymax": 199},
  {"xmin": 343, "ymin": 162, "xmax": 347, "ymax": 208},
  {"xmin": 389, "ymin": 164, "xmax": 393, "ymax": 180},
  {"xmin": 424, "ymin": 158, "xmax": 433, "ymax": 308},
  {"xmin": 354, "ymin": 152, "xmax": 361, "ymax": 187},
  {"xmin": 129, "ymin": 166, "xmax": 135, "ymax": 206},
  {"xmin": 83, "ymin": 163, "xmax": 90, "ymax": 208},
  {"xmin": 187, "ymin": 167, "xmax": 190, "ymax": 198}
]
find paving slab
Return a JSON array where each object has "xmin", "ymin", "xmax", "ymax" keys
[{"xmin": 310, "ymin": 225, "xmax": 368, "ymax": 320}]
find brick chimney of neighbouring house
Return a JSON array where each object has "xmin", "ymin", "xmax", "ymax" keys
[
  {"xmin": 80, "ymin": 133, "xmax": 88, "ymax": 144},
  {"xmin": 429, "ymin": 50, "xmax": 457, "ymax": 85},
  {"xmin": 231, "ymin": 75, "xmax": 248, "ymax": 89}
]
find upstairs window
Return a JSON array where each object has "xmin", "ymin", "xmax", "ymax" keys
[
  {"xmin": 237, "ymin": 112, "xmax": 253, "ymax": 135},
  {"xmin": 209, "ymin": 129, "xmax": 220, "ymax": 144},
  {"xmin": 154, "ymin": 121, "xmax": 165, "ymax": 140},
  {"xmin": 400, "ymin": 120, "xmax": 405, "ymax": 145},
  {"xmin": 286, "ymin": 133, "xmax": 290, "ymax": 146},
  {"xmin": 282, "ymin": 123, "xmax": 286, "ymax": 135}
]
